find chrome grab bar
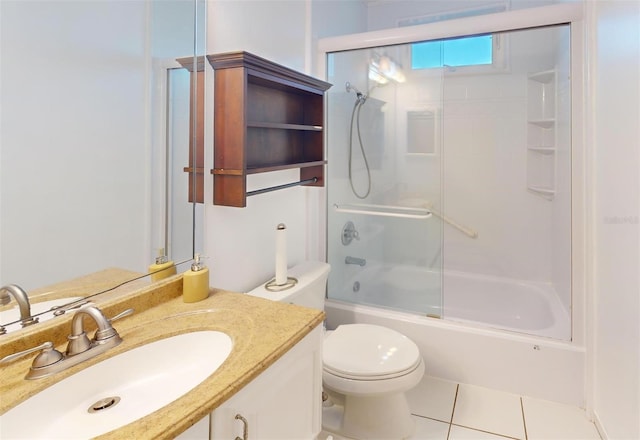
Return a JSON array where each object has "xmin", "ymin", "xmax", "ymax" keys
[
  {"xmin": 428, "ymin": 206, "xmax": 478, "ymax": 239},
  {"xmin": 333, "ymin": 203, "xmax": 432, "ymax": 220},
  {"xmin": 333, "ymin": 201, "xmax": 477, "ymax": 238}
]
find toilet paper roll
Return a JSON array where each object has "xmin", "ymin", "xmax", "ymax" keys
[{"xmin": 275, "ymin": 223, "xmax": 287, "ymax": 285}]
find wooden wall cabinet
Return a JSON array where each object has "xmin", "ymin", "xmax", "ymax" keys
[{"xmin": 207, "ymin": 51, "xmax": 332, "ymax": 207}]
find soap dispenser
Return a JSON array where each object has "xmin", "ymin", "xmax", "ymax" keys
[
  {"xmin": 149, "ymin": 248, "xmax": 176, "ymax": 282},
  {"xmin": 183, "ymin": 254, "xmax": 209, "ymax": 303}
]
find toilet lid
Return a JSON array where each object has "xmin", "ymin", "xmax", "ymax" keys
[{"xmin": 323, "ymin": 324, "xmax": 421, "ymax": 379}]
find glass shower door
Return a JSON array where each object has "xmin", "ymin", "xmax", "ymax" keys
[
  {"xmin": 438, "ymin": 25, "xmax": 572, "ymax": 338},
  {"xmin": 326, "ymin": 45, "xmax": 445, "ymax": 318}
]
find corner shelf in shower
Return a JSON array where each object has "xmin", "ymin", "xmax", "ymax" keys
[
  {"xmin": 526, "ymin": 69, "xmax": 557, "ymax": 200},
  {"xmin": 527, "ymin": 147, "xmax": 555, "ymax": 153},
  {"xmin": 207, "ymin": 51, "xmax": 332, "ymax": 207}
]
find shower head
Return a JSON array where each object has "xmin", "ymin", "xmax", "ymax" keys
[
  {"xmin": 345, "ymin": 81, "xmax": 363, "ymax": 95},
  {"xmin": 345, "ymin": 81, "xmax": 367, "ymax": 104}
]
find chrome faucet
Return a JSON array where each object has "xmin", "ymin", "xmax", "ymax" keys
[
  {"xmin": 66, "ymin": 304, "xmax": 124, "ymax": 356},
  {"xmin": 345, "ymin": 256, "xmax": 366, "ymax": 266},
  {"xmin": 0, "ymin": 284, "xmax": 38, "ymax": 332},
  {"xmin": 0, "ymin": 304, "xmax": 133, "ymax": 379}
]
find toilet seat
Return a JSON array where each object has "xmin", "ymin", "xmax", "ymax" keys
[
  {"xmin": 323, "ymin": 324, "xmax": 422, "ymax": 381},
  {"xmin": 324, "ymin": 360, "xmax": 422, "ymax": 381}
]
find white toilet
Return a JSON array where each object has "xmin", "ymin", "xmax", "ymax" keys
[{"xmin": 247, "ymin": 261, "xmax": 424, "ymax": 440}]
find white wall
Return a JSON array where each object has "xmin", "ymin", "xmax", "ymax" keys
[
  {"xmin": 589, "ymin": 0, "xmax": 640, "ymax": 438},
  {"xmin": 205, "ymin": 0, "xmax": 308, "ymax": 293},
  {"xmin": 366, "ymin": 0, "xmax": 556, "ymax": 32},
  {"xmin": 440, "ymin": 72, "xmax": 551, "ymax": 279},
  {"xmin": 204, "ymin": 0, "xmax": 365, "ymax": 292},
  {"xmin": 310, "ymin": 0, "xmax": 368, "ymax": 73},
  {"xmin": 0, "ymin": 1, "xmax": 150, "ymax": 290}
]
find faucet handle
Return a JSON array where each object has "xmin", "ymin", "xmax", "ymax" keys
[
  {"xmin": 92, "ymin": 308, "xmax": 133, "ymax": 342},
  {"xmin": 109, "ymin": 308, "xmax": 134, "ymax": 324},
  {"xmin": 342, "ymin": 221, "xmax": 360, "ymax": 245},
  {"xmin": 0, "ymin": 341, "xmax": 63, "ymax": 367},
  {"xmin": 66, "ymin": 331, "xmax": 92, "ymax": 355}
]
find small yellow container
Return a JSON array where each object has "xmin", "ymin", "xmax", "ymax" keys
[
  {"xmin": 149, "ymin": 249, "xmax": 176, "ymax": 282},
  {"xmin": 183, "ymin": 254, "xmax": 210, "ymax": 303}
]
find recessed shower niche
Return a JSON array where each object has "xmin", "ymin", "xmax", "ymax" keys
[{"xmin": 406, "ymin": 109, "xmax": 438, "ymax": 155}]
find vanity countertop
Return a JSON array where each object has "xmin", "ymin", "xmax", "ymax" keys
[
  {"xmin": 0, "ymin": 276, "xmax": 325, "ymax": 439},
  {"xmin": 3, "ymin": 267, "xmax": 147, "ymax": 306}
]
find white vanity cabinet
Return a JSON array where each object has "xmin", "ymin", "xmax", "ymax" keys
[{"xmin": 177, "ymin": 325, "xmax": 323, "ymax": 440}]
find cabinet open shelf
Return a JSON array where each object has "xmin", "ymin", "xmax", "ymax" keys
[
  {"xmin": 248, "ymin": 160, "xmax": 326, "ymax": 174},
  {"xmin": 207, "ymin": 51, "xmax": 331, "ymax": 207},
  {"xmin": 248, "ymin": 122, "xmax": 323, "ymax": 131},
  {"xmin": 212, "ymin": 160, "xmax": 327, "ymax": 176}
]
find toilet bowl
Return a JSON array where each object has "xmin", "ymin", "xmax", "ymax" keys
[
  {"xmin": 246, "ymin": 261, "xmax": 424, "ymax": 439},
  {"xmin": 322, "ymin": 323, "xmax": 424, "ymax": 439},
  {"xmin": 323, "ymin": 324, "xmax": 424, "ymax": 395}
]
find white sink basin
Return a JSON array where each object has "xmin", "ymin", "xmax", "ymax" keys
[
  {"xmin": 0, "ymin": 330, "xmax": 232, "ymax": 439},
  {"xmin": 0, "ymin": 297, "xmax": 84, "ymax": 334}
]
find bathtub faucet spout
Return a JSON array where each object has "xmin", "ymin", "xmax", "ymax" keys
[{"xmin": 345, "ymin": 256, "xmax": 366, "ymax": 266}]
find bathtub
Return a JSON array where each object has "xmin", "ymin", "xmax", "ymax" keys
[
  {"xmin": 339, "ymin": 264, "xmax": 570, "ymax": 340},
  {"xmin": 326, "ymin": 264, "xmax": 584, "ymax": 406}
]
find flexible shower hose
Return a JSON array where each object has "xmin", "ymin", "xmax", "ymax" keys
[{"xmin": 348, "ymin": 97, "xmax": 372, "ymax": 199}]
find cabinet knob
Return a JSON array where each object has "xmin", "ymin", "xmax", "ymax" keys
[{"xmin": 234, "ymin": 413, "xmax": 248, "ymax": 440}]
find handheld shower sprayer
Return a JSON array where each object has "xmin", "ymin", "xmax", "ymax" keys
[
  {"xmin": 345, "ymin": 81, "xmax": 371, "ymax": 199},
  {"xmin": 346, "ymin": 81, "xmax": 366, "ymax": 104},
  {"xmin": 345, "ymin": 81, "xmax": 361, "ymax": 94}
]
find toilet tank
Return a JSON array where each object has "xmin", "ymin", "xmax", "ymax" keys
[{"xmin": 246, "ymin": 261, "xmax": 330, "ymax": 310}]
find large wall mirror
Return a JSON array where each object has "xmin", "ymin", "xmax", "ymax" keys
[{"xmin": 0, "ymin": 0, "xmax": 204, "ymax": 333}]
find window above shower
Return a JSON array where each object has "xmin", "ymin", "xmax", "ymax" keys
[
  {"xmin": 412, "ymin": 35, "xmax": 493, "ymax": 69},
  {"xmin": 410, "ymin": 33, "xmax": 508, "ymax": 76}
]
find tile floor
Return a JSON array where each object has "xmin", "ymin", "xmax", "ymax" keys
[{"xmin": 321, "ymin": 376, "xmax": 602, "ymax": 440}]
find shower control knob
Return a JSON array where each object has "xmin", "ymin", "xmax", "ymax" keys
[{"xmin": 342, "ymin": 221, "xmax": 360, "ymax": 245}]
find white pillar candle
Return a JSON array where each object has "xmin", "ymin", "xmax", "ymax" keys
[{"xmin": 275, "ymin": 223, "xmax": 287, "ymax": 285}]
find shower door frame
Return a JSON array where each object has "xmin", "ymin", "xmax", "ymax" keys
[{"xmin": 317, "ymin": 2, "xmax": 586, "ymax": 346}]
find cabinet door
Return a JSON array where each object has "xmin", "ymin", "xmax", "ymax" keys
[{"xmin": 211, "ymin": 325, "xmax": 323, "ymax": 440}]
